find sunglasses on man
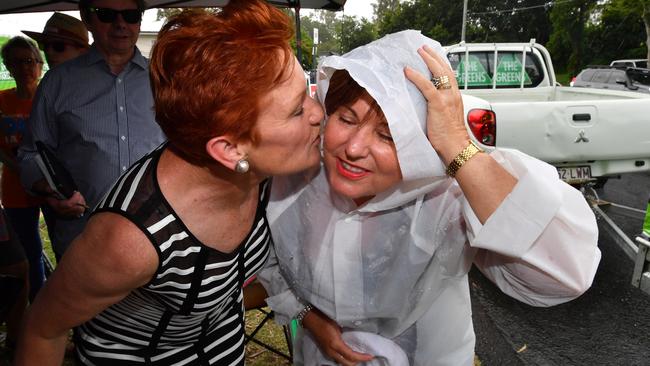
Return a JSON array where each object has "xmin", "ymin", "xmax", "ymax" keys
[{"xmin": 88, "ymin": 7, "xmax": 142, "ymax": 24}]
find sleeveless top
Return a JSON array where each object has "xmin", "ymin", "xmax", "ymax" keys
[{"xmin": 76, "ymin": 145, "xmax": 271, "ymax": 365}]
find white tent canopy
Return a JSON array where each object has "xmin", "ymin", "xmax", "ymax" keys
[
  {"xmin": 0, "ymin": 0, "xmax": 346, "ymax": 63},
  {"xmin": 0, "ymin": 0, "xmax": 345, "ymax": 14}
]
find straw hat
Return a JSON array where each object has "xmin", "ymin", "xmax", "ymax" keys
[{"xmin": 22, "ymin": 12, "xmax": 89, "ymax": 48}]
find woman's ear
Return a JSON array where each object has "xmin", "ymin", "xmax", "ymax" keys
[{"xmin": 205, "ymin": 136, "xmax": 248, "ymax": 172}]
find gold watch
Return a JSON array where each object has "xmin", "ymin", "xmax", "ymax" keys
[{"xmin": 445, "ymin": 140, "xmax": 484, "ymax": 177}]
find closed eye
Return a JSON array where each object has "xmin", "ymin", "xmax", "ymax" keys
[
  {"xmin": 378, "ymin": 132, "xmax": 393, "ymax": 142},
  {"xmin": 339, "ymin": 116, "xmax": 356, "ymax": 125}
]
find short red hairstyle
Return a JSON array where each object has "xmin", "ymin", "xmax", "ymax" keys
[
  {"xmin": 324, "ymin": 69, "xmax": 386, "ymax": 126},
  {"xmin": 150, "ymin": 0, "xmax": 294, "ymax": 164}
]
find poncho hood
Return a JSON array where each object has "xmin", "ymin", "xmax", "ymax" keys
[{"xmin": 317, "ymin": 30, "xmax": 450, "ymax": 212}]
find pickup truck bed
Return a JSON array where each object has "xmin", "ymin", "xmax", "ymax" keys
[{"xmin": 447, "ymin": 41, "xmax": 650, "ymax": 183}]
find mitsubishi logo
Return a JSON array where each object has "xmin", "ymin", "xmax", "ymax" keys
[{"xmin": 574, "ymin": 130, "xmax": 589, "ymax": 143}]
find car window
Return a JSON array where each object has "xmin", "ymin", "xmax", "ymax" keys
[
  {"xmin": 628, "ymin": 69, "xmax": 650, "ymax": 85},
  {"xmin": 608, "ymin": 70, "xmax": 627, "ymax": 84},
  {"xmin": 448, "ymin": 51, "xmax": 544, "ymax": 88},
  {"xmin": 579, "ymin": 69, "xmax": 595, "ymax": 81},
  {"xmin": 612, "ymin": 61, "xmax": 640, "ymax": 68},
  {"xmin": 591, "ymin": 70, "xmax": 611, "ymax": 83},
  {"xmin": 637, "ymin": 61, "xmax": 648, "ymax": 69}
]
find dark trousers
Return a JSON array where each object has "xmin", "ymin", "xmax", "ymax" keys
[{"xmin": 5, "ymin": 206, "xmax": 44, "ymax": 301}]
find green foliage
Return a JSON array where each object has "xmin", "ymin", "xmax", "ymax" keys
[
  {"xmin": 337, "ymin": 15, "xmax": 377, "ymax": 54},
  {"xmin": 301, "ymin": 13, "xmax": 338, "ymax": 57},
  {"xmin": 466, "ymin": 0, "xmax": 552, "ymax": 44},
  {"xmin": 155, "ymin": 1, "xmax": 650, "ymax": 77},
  {"xmin": 644, "ymin": 0, "xmax": 650, "ymax": 62},
  {"xmin": 376, "ymin": 0, "xmax": 463, "ymax": 45},
  {"xmin": 584, "ymin": 0, "xmax": 646, "ymax": 65},
  {"xmin": 547, "ymin": 0, "xmax": 598, "ymax": 75},
  {"xmin": 289, "ymin": 27, "xmax": 315, "ymax": 70},
  {"xmin": 282, "ymin": 9, "xmax": 315, "ymax": 69}
]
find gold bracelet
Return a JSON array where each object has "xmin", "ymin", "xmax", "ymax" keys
[{"xmin": 445, "ymin": 140, "xmax": 484, "ymax": 177}]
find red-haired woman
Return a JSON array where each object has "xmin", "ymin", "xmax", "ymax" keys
[{"xmin": 16, "ymin": 1, "xmax": 323, "ymax": 365}]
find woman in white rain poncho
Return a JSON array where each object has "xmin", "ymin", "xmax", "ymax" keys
[{"xmin": 258, "ymin": 30, "xmax": 600, "ymax": 366}]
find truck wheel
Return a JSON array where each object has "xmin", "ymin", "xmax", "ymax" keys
[{"xmin": 594, "ymin": 177, "xmax": 608, "ymax": 190}]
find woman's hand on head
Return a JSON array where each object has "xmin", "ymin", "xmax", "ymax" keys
[
  {"xmin": 302, "ymin": 308, "xmax": 374, "ymax": 366},
  {"xmin": 404, "ymin": 45, "xmax": 471, "ymax": 165}
]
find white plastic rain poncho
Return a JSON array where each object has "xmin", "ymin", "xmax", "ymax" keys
[{"xmin": 257, "ymin": 30, "xmax": 601, "ymax": 366}]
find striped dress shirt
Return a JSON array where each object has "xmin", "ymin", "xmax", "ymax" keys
[{"xmin": 17, "ymin": 45, "xmax": 166, "ymax": 255}]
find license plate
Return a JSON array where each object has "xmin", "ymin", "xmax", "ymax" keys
[{"xmin": 557, "ymin": 166, "xmax": 592, "ymax": 182}]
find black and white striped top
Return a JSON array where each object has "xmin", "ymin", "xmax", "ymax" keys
[{"xmin": 76, "ymin": 145, "xmax": 271, "ymax": 365}]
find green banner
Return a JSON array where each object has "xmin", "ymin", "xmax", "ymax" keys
[
  {"xmin": 494, "ymin": 53, "xmax": 532, "ymax": 86},
  {"xmin": 455, "ymin": 54, "xmax": 492, "ymax": 87}
]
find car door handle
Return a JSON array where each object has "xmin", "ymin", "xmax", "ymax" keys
[{"xmin": 573, "ymin": 113, "xmax": 591, "ymax": 122}]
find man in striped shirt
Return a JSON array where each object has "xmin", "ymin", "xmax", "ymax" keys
[{"xmin": 17, "ymin": 0, "xmax": 165, "ymax": 259}]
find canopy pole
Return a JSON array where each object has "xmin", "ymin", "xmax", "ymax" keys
[
  {"xmin": 294, "ymin": 2, "xmax": 302, "ymax": 65},
  {"xmin": 461, "ymin": 0, "xmax": 468, "ymax": 42}
]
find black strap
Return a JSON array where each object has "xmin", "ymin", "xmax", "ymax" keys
[
  {"xmin": 144, "ymin": 310, "xmax": 173, "ymax": 365},
  {"xmin": 193, "ymin": 314, "xmax": 212, "ymax": 365},
  {"xmin": 180, "ymin": 247, "xmax": 210, "ymax": 315}
]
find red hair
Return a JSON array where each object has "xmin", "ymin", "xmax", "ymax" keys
[
  {"xmin": 324, "ymin": 69, "xmax": 386, "ymax": 126},
  {"xmin": 150, "ymin": 0, "xmax": 294, "ymax": 164}
]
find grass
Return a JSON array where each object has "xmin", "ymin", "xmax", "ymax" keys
[{"xmin": 245, "ymin": 309, "xmax": 292, "ymax": 366}]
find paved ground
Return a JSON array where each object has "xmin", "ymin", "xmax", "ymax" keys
[{"xmin": 471, "ymin": 173, "xmax": 650, "ymax": 366}]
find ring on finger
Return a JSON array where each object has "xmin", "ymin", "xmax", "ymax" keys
[
  {"xmin": 431, "ymin": 75, "xmax": 452, "ymax": 90},
  {"xmin": 431, "ymin": 75, "xmax": 441, "ymax": 89},
  {"xmin": 439, "ymin": 75, "xmax": 452, "ymax": 89}
]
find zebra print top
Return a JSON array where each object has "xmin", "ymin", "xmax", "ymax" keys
[{"xmin": 76, "ymin": 145, "xmax": 271, "ymax": 365}]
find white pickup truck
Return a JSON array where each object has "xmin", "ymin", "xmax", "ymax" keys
[{"xmin": 448, "ymin": 40, "xmax": 650, "ymax": 185}]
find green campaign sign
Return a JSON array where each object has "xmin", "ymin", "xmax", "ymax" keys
[
  {"xmin": 455, "ymin": 54, "xmax": 492, "ymax": 87},
  {"xmin": 494, "ymin": 53, "xmax": 531, "ymax": 86}
]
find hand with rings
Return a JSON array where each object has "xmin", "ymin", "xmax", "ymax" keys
[{"xmin": 404, "ymin": 45, "xmax": 470, "ymax": 164}]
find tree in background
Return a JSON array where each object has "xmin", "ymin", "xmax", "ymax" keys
[
  {"xmin": 547, "ymin": 0, "xmax": 598, "ymax": 75},
  {"xmin": 154, "ymin": 2, "xmax": 649, "ymax": 77},
  {"xmin": 643, "ymin": 0, "xmax": 650, "ymax": 63},
  {"xmin": 373, "ymin": 0, "xmax": 399, "ymax": 19},
  {"xmin": 375, "ymin": 0, "xmax": 463, "ymax": 45},
  {"xmin": 337, "ymin": 15, "xmax": 377, "ymax": 54},
  {"xmin": 289, "ymin": 26, "xmax": 315, "ymax": 69},
  {"xmin": 301, "ymin": 11, "xmax": 340, "ymax": 60},
  {"xmin": 466, "ymin": 0, "xmax": 552, "ymax": 44},
  {"xmin": 300, "ymin": 10, "xmax": 378, "ymax": 66},
  {"xmin": 584, "ymin": 0, "xmax": 646, "ymax": 65}
]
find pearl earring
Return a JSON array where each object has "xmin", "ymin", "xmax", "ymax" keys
[{"xmin": 235, "ymin": 158, "xmax": 250, "ymax": 173}]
